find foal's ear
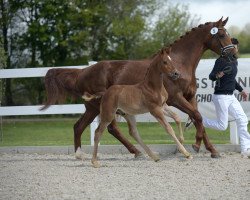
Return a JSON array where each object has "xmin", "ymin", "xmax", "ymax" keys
[
  {"xmin": 222, "ymin": 17, "xmax": 229, "ymax": 26},
  {"xmin": 164, "ymin": 47, "xmax": 172, "ymax": 54},
  {"xmin": 160, "ymin": 48, "xmax": 165, "ymax": 55}
]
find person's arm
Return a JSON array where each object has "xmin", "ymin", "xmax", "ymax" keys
[
  {"xmin": 209, "ymin": 58, "xmax": 223, "ymax": 81},
  {"xmin": 235, "ymin": 81, "xmax": 243, "ymax": 92},
  {"xmin": 235, "ymin": 80, "xmax": 248, "ymax": 101}
]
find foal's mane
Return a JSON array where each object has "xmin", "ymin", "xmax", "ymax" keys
[
  {"xmin": 143, "ymin": 46, "xmax": 167, "ymax": 79},
  {"xmin": 150, "ymin": 21, "xmax": 213, "ymax": 58}
]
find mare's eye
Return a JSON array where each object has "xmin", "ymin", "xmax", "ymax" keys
[{"xmin": 163, "ymin": 61, "xmax": 168, "ymax": 64}]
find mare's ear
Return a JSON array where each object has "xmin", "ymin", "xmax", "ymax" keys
[
  {"xmin": 222, "ymin": 17, "xmax": 229, "ymax": 26},
  {"xmin": 216, "ymin": 17, "xmax": 223, "ymax": 26}
]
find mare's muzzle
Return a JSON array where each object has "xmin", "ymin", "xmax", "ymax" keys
[{"xmin": 169, "ymin": 70, "xmax": 180, "ymax": 80}]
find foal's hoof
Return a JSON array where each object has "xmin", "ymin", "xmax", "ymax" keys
[
  {"xmin": 211, "ymin": 152, "xmax": 221, "ymax": 158},
  {"xmin": 134, "ymin": 152, "xmax": 145, "ymax": 160},
  {"xmin": 186, "ymin": 154, "xmax": 193, "ymax": 159},
  {"xmin": 153, "ymin": 155, "xmax": 160, "ymax": 162},
  {"xmin": 91, "ymin": 160, "xmax": 101, "ymax": 168},
  {"xmin": 192, "ymin": 144, "xmax": 200, "ymax": 153}
]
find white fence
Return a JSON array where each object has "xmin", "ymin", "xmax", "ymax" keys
[
  {"xmin": 0, "ymin": 62, "xmax": 99, "ymax": 145},
  {"xmin": 1, "ymin": 59, "xmax": 250, "ymax": 145}
]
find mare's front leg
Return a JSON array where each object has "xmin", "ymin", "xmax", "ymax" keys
[
  {"xmin": 150, "ymin": 107, "xmax": 192, "ymax": 159},
  {"xmin": 172, "ymin": 95, "xmax": 219, "ymax": 158},
  {"xmin": 188, "ymin": 97, "xmax": 220, "ymax": 158},
  {"xmin": 107, "ymin": 119, "xmax": 142, "ymax": 157}
]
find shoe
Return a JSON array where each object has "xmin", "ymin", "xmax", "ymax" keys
[
  {"xmin": 184, "ymin": 117, "xmax": 194, "ymax": 130},
  {"xmin": 241, "ymin": 148, "xmax": 250, "ymax": 158}
]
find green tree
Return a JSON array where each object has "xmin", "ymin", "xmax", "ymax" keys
[
  {"xmin": 0, "ymin": 0, "xmax": 19, "ymax": 105},
  {"xmin": 0, "ymin": 36, "xmax": 7, "ymax": 104},
  {"xmin": 237, "ymin": 23, "xmax": 250, "ymax": 54},
  {"xmin": 134, "ymin": 3, "xmax": 199, "ymax": 58},
  {"xmin": 2, "ymin": 0, "xmax": 196, "ymax": 106}
]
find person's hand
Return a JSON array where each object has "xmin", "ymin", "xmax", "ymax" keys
[
  {"xmin": 240, "ymin": 90, "xmax": 248, "ymax": 101},
  {"xmin": 216, "ymin": 71, "xmax": 224, "ymax": 78}
]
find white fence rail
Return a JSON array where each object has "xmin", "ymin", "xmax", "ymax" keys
[
  {"xmin": 1, "ymin": 59, "xmax": 249, "ymax": 145},
  {"xmin": 0, "ymin": 62, "xmax": 99, "ymax": 145}
]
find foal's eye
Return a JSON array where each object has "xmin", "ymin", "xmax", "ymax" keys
[
  {"xmin": 163, "ymin": 61, "xmax": 168, "ymax": 64},
  {"xmin": 219, "ymin": 34, "xmax": 225, "ymax": 39}
]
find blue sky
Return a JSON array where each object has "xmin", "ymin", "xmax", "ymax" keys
[{"xmin": 169, "ymin": 0, "xmax": 250, "ymax": 29}]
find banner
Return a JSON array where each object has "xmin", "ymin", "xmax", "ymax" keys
[{"xmin": 133, "ymin": 58, "xmax": 250, "ymax": 122}]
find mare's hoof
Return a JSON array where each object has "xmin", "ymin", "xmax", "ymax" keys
[
  {"xmin": 134, "ymin": 152, "xmax": 145, "ymax": 160},
  {"xmin": 192, "ymin": 144, "xmax": 200, "ymax": 153},
  {"xmin": 92, "ymin": 160, "xmax": 101, "ymax": 168},
  {"xmin": 211, "ymin": 152, "xmax": 221, "ymax": 158},
  {"xmin": 75, "ymin": 148, "xmax": 84, "ymax": 160}
]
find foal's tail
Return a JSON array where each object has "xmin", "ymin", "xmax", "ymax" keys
[{"xmin": 40, "ymin": 68, "xmax": 78, "ymax": 110}]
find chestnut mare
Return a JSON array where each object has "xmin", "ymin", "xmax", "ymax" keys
[
  {"xmin": 91, "ymin": 47, "xmax": 192, "ymax": 167},
  {"xmin": 41, "ymin": 17, "xmax": 236, "ymax": 158}
]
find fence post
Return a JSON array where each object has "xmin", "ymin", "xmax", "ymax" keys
[
  {"xmin": 90, "ymin": 117, "xmax": 99, "ymax": 146},
  {"xmin": 230, "ymin": 121, "xmax": 239, "ymax": 144},
  {"xmin": 0, "ymin": 100, "xmax": 2, "ymax": 142}
]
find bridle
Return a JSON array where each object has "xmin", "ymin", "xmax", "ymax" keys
[{"xmin": 211, "ymin": 27, "xmax": 235, "ymax": 57}]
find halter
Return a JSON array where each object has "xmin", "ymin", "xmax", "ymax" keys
[{"xmin": 210, "ymin": 27, "xmax": 235, "ymax": 57}]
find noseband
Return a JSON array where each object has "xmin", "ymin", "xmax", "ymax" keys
[{"xmin": 211, "ymin": 27, "xmax": 235, "ymax": 57}]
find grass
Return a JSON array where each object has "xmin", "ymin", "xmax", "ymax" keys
[
  {"xmin": 0, "ymin": 118, "xmax": 235, "ymax": 146},
  {"xmin": 239, "ymin": 53, "xmax": 250, "ymax": 58}
]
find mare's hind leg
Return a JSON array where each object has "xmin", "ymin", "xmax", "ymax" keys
[
  {"xmin": 150, "ymin": 107, "xmax": 192, "ymax": 159},
  {"xmin": 74, "ymin": 101, "xmax": 141, "ymax": 158},
  {"xmin": 91, "ymin": 122, "xmax": 109, "ymax": 168},
  {"xmin": 107, "ymin": 119, "xmax": 142, "ymax": 157},
  {"xmin": 123, "ymin": 114, "xmax": 159, "ymax": 162},
  {"xmin": 163, "ymin": 105, "xmax": 184, "ymax": 143},
  {"xmin": 74, "ymin": 103, "xmax": 99, "ymax": 159}
]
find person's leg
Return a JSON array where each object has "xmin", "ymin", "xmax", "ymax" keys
[
  {"xmin": 202, "ymin": 95, "xmax": 230, "ymax": 130},
  {"xmin": 228, "ymin": 95, "xmax": 250, "ymax": 154}
]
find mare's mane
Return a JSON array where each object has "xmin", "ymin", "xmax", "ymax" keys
[{"xmin": 150, "ymin": 21, "xmax": 213, "ymax": 58}]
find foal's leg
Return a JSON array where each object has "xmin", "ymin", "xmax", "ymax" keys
[
  {"xmin": 107, "ymin": 119, "xmax": 142, "ymax": 157},
  {"xmin": 150, "ymin": 107, "xmax": 192, "ymax": 159},
  {"xmin": 123, "ymin": 114, "xmax": 160, "ymax": 162},
  {"xmin": 163, "ymin": 105, "xmax": 184, "ymax": 144},
  {"xmin": 91, "ymin": 122, "xmax": 109, "ymax": 168}
]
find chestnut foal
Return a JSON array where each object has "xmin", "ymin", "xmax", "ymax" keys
[{"xmin": 91, "ymin": 48, "xmax": 192, "ymax": 168}]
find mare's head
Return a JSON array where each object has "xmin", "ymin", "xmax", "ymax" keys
[
  {"xmin": 159, "ymin": 47, "xmax": 180, "ymax": 80},
  {"xmin": 205, "ymin": 17, "xmax": 237, "ymax": 58}
]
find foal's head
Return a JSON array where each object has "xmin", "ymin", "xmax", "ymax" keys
[{"xmin": 159, "ymin": 47, "xmax": 180, "ymax": 80}]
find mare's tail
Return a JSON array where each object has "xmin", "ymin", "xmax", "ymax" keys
[{"xmin": 40, "ymin": 68, "xmax": 78, "ymax": 110}]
